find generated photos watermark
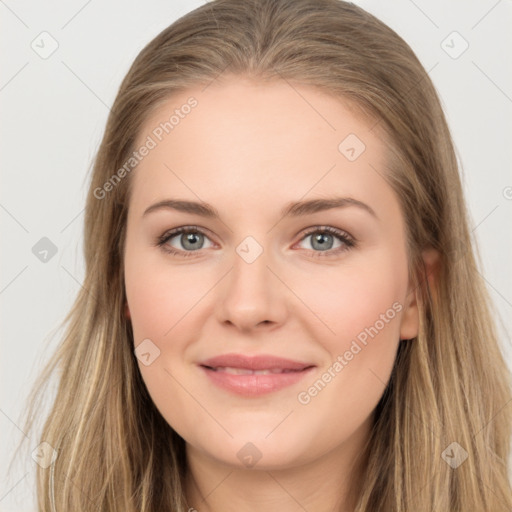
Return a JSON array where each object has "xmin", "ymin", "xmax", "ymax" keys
[
  {"xmin": 94, "ymin": 96, "xmax": 198, "ymax": 200},
  {"xmin": 297, "ymin": 300, "xmax": 403, "ymax": 405}
]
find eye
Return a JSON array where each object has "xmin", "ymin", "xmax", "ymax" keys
[
  {"xmin": 155, "ymin": 225, "xmax": 356, "ymax": 259},
  {"xmin": 156, "ymin": 226, "xmax": 214, "ymax": 257},
  {"xmin": 295, "ymin": 226, "xmax": 356, "ymax": 257}
]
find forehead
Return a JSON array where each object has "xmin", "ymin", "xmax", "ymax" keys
[{"xmin": 129, "ymin": 76, "xmax": 394, "ymax": 220}]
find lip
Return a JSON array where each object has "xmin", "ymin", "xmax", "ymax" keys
[
  {"xmin": 198, "ymin": 353, "xmax": 315, "ymax": 396},
  {"xmin": 200, "ymin": 353, "xmax": 313, "ymax": 371}
]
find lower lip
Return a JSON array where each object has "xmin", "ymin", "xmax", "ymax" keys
[{"xmin": 200, "ymin": 366, "xmax": 315, "ymax": 396}]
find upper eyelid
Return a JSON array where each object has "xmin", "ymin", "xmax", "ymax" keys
[{"xmin": 160, "ymin": 226, "xmax": 217, "ymax": 244}]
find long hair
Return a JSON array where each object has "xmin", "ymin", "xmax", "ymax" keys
[{"xmin": 13, "ymin": 0, "xmax": 512, "ymax": 509}]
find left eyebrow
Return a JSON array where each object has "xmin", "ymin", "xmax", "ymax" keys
[
  {"xmin": 281, "ymin": 197, "xmax": 377, "ymax": 219},
  {"xmin": 142, "ymin": 196, "xmax": 378, "ymax": 220}
]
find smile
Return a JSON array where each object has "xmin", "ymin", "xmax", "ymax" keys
[{"xmin": 200, "ymin": 366, "xmax": 314, "ymax": 396}]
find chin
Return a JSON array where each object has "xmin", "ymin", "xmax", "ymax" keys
[{"xmin": 187, "ymin": 427, "xmax": 314, "ymax": 470}]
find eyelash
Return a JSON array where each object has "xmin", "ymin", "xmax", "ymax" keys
[{"xmin": 155, "ymin": 225, "xmax": 357, "ymax": 259}]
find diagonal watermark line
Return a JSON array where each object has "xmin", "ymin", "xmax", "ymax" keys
[
  {"xmin": 368, "ymin": 367, "xmax": 387, "ymax": 387},
  {"xmin": 265, "ymin": 410, "xmax": 294, "ymax": 438},
  {"xmin": 0, "ymin": 265, "xmax": 28, "ymax": 295},
  {"xmin": 0, "ymin": 408, "xmax": 30, "ymax": 438},
  {"xmin": 266, "ymin": 472, "xmax": 311, "ymax": 512},
  {"xmin": 163, "ymin": 267, "xmax": 234, "ymax": 337},
  {"xmin": 61, "ymin": 60, "xmax": 112, "ymax": 111},
  {"xmin": 273, "ymin": 69, "xmax": 336, "ymax": 131},
  {"xmin": 471, "ymin": 204, "xmax": 499, "ymax": 232},
  {"xmin": 201, "ymin": 62, "xmax": 231, "ymax": 93},
  {"xmin": 404, "ymin": 469, "xmax": 440, "ymax": 508},
  {"xmin": 472, "ymin": 61, "xmax": 512, "ymax": 104},
  {"xmin": 0, "ymin": 62, "xmax": 29, "ymax": 92},
  {"xmin": 58, "ymin": 469, "xmax": 101, "ymax": 508},
  {"xmin": 477, "ymin": 270, "xmax": 512, "ymax": 308},
  {"xmin": 265, "ymin": 265, "xmax": 336, "ymax": 335},
  {"xmin": 370, "ymin": 367, "xmax": 444, "ymax": 440},
  {"xmin": 469, "ymin": 467, "xmax": 510, "ymax": 509},
  {"xmin": 367, "ymin": 162, "xmax": 387, "ymax": 182},
  {"xmin": 0, "ymin": 0, "xmax": 29, "ymax": 28},
  {"xmin": 0, "ymin": 203, "xmax": 29, "ymax": 233},
  {"xmin": 405, "ymin": 402, "xmax": 443, "ymax": 440},
  {"xmin": 406, "ymin": 0, "xmax": 439, "ymax": 29},
  {"xmin": 472, "ymin": 395, "xmax": 512, "ymax": 438},
  {"xmin": 60, "ymin": 207, "xmax": 85, "ymax": 233},
  {"xmin": 193, "ymin": 470, "xmax": 234, "ymax": 509},
  {"xmin": 163, "ymin": 163, "xmax": 233, "ymax": 234},
  {"xmin": 163, "ymin": 367, "xmax": 234, "ymax": 438},
  {"xmin": 61, "ymin": 0, "xmax": 93, "ymax": 29},
  {"xmin": 266, "ymin": 163, "xmax": 337, "ymax": 234},
  {"xmin": 60, "ymin": 265, "xmax": 98, "ymax": 303},
  {"xmin": 369, "ymin": 61, "xmax": 439, "ymax": 133},
  {"xmin": 471, "ymin": 0, "xmax": 502, "ymax": 30},
  {"xmin": 0, "ymin": 472, "xmax": 29, "ymax": 503}
]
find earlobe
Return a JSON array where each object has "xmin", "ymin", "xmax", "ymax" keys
[
  {"xmin": 399, "ymin": 247, "xmax": 440, "ymax": 341},
  {"xmin": 125, "ymin": 302, "xmax": 131, "ymax": 320}
]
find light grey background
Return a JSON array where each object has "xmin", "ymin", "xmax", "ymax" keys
[{"xmin": 1, "ymin": 1, "xmax": 511, "ymax": 510}]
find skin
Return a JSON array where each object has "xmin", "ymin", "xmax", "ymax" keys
[{"xmin": 123, "ymin": 75, "xmax": 434, "ymax": 511}]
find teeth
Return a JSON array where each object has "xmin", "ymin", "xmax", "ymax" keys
[{"xmin": 212, "ymin": 366, "xmax": 299, "ymax": 375}]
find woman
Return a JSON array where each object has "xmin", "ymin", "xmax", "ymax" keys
[{"xmin": 16, "ymin": 0, "xmax": 512, "ymax": 510}]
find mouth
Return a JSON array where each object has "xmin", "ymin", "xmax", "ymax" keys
[
  {"xmin": 198, "ymin": 353, "xmax": 315, "ymax": 396},
  {"xmin": 201, "ymin": 366, "xmax": 311, "ymax": 375}
]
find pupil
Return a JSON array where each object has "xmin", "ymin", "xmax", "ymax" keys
[
  {"xmin": 183, "ymin": 233, "xmax": 201, "ymax": 250},
  {"xmin": 313, "ymin": 233, "xmax": 333, "ymax": 251}
]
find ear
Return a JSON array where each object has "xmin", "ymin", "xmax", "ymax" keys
[
  {"xmin": 399, "ymin": 247, "xmax": 440, "ymax": 340},
  {"xmin": 124, "ymin": 302, "xmax": 131, "ymax": 320}
]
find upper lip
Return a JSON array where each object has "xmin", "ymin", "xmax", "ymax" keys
[{"xmin": 199, "ymin": 353, "xmax": 314, "ymax": 371}]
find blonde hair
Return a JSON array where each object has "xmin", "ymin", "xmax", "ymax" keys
[{"xmin": 13, "ymin": 0, "xmax": 511, "ymax": 510}]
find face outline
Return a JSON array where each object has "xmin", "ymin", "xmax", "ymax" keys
[{"xmin": 123, "ymin": 75, "xmax": 421, "ymax": 474}]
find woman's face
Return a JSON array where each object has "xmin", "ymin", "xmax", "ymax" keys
[{"xmin": 124, "ymin": 76, "xmax": 420, "ymax": 470}]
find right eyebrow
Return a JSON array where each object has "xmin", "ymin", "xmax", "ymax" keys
[{"xmin": 143, "ymin": 199, "xmax": 219, "ymax": 218}]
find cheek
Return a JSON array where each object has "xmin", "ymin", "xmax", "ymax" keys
[
  {"xmin": 125, "ymin": 249, "xmax": 210, "ymax": 343},
  {"xmin": 291, "ymin": 253, "xmax": 406, "ymax": 419},
  {"xmin": 124, "ymin": 251, "xmax": 206, "ymax": 432},
  {"xmin": 292, "ymin": 252, "xmax": 407, "ymax": 352}
]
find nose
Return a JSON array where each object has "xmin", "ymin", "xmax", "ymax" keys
[{"xmin": 216, "ymin": 239, "xmax": 288, "ymax": 333}]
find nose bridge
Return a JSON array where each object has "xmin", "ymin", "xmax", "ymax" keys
[
  {"xmin": 217, "ymin": 233, "xmax": 286, "ymax": 329},
  {"xmin": 230, "ymin": 234, "xmax": 272, "ymax": 298}
]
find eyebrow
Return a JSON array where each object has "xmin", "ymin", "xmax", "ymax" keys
[{"xmin": 142, "ymin": 196, "xmax": 377, "ymax": 220}]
